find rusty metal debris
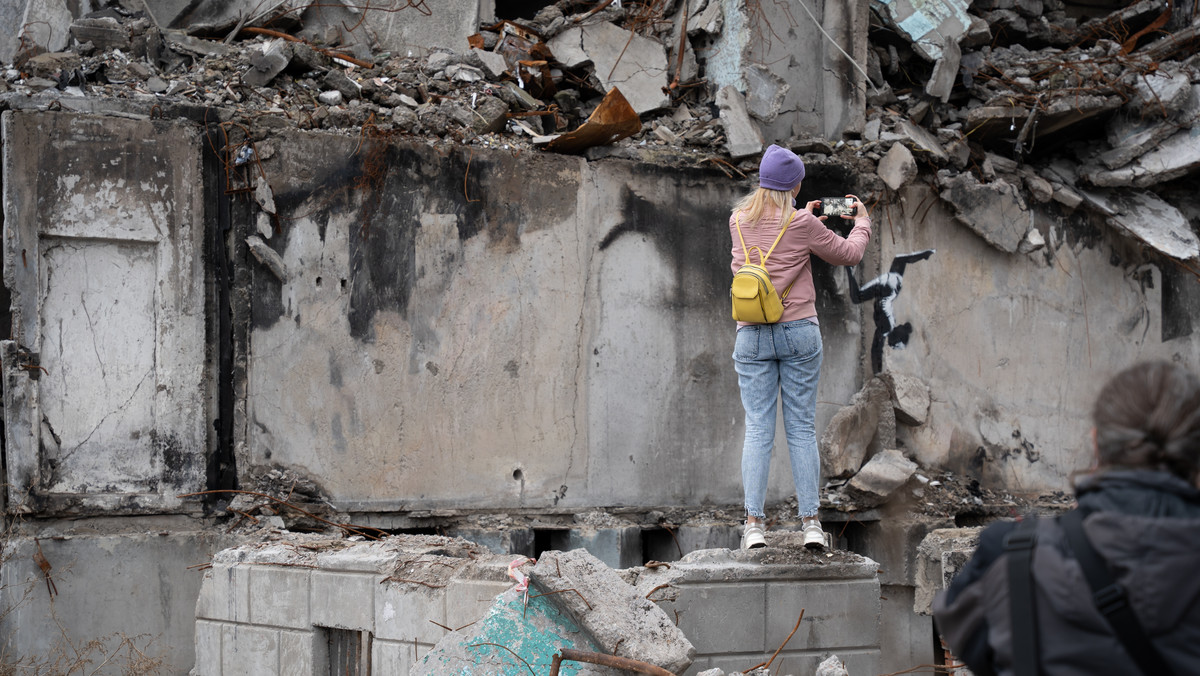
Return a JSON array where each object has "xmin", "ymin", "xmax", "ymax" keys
[
  {"xmin": 33, "ymin": 538, "xmax": 58, "ymax": 597},
  {"xmin": 548, "ymin": 648, "xmax": 675, "ymax": 676},
  {"xmin": 543, "ymin": 87, "xmax": 641, "ymax": 154}
]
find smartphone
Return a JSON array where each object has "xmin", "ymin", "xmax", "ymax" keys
[{"xmin": 818, "ymin": 197, "xmax": 855, "ymax": 218}]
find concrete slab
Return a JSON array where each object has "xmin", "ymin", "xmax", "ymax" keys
[
  {"xmin": 1078, "ymin": 187, "xmax": 1200, "ymax": 261},
  {"xmin": 874, "ymin": 0, "xmax": 972, "ymax": 61},
  {"xmin": 530, "ymin": 549, "xmax": 695, "ymax": 673},
  {"xmin": 820, "ymin": 377, "xmax": 894, "ymax": 478},
  {"xmin": 878, "ymin": 142, "xmax": 918, "ymax": 191},
  {"xmin": 937, "ymin": 172, "xmax": 1032, "ymax": 253},
  {"xmin": 1, "ymin": 0, "xmax": 74, "ymax": 65},
  {"xmin": 547, "ymin": 22, "xmax": 669, "ymax": 115},
  {"xmin": 414, "ymin": 587, "xmax": 603, "ymax": 676},
  {"xmin": 2, "ymin": 111, "xmax": 208, "ymax": 514},
  {"xmin": 1087, "ymin": 118, "xmax": 1200, "ymax": 189},
  {"xmin": 881, "ymin": 372, "xmax": 930, "ymax": 426},
  {"xmin": 925, "ymin": 34, "xmax": 962, "ymax": 102},
  {"xmin": 715, "ymin": 85, "xmax": 762, "ymax": 159},
  {"xmin": 744, "ymin": 63, "xmax": 789, "ymax": 123},
  {"xmin": 846, "ymin": 449, "xmax": 920, "ymax": 507}
]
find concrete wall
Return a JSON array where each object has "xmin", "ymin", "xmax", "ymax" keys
[
  {"xmin": 237, "ymin": 130, "xmax": 865, "ymax": 513},
  {"xmin": 0, "ymin": 527, "xmax": 235, "ymax": 673},
  {"xmin": 191, "ymin": 538, "xmax": 516, "ymax": 676},
  {"xmin": 195, "ymin": 536, "xmax": 879, "ymax": 676},
  {"xmin": 873, "ymin": 183, "xmax": 1200, "ymax": 492},
  {"xmin": 4, "ymin": 108, "xmax": 1198, "ymax": 507}
]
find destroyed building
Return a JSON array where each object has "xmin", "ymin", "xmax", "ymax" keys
[{"xmin": 1, "ymin": 0, "xmax": 1198, "ymax": 673}]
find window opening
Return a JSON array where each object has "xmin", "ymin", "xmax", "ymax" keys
[{"xmin": 321, "ymin": 627, "xmax": 371, "ymax": 676}]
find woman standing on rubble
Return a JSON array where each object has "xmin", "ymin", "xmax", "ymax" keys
[
  {"xmin": 730, "ymin": 144, "xmax": 871, "ymax": 550},
  {"xmin": 934, "ymin": 360, "xmax": 1200, "ymax": 675}
]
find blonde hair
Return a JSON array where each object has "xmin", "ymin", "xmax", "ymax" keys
[{"xmin": 732, "ymin": 186, "xmax": 795, "ymax": 226}]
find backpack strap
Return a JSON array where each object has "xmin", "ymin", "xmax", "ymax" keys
[
  {"xmin": 735, "ymin": 211, "xmax": 800, "ymax": 302},
  {"xmin": 1059, "ymin": 509, "xmax": 1174, "ymax": 676},
  {"xmin": 735, "ymin": 210, "xmax": 798, "ymax": 267},
  {"xmin": 1004, "ymin": 518, "xmax": 1040, "ymax": 676}
]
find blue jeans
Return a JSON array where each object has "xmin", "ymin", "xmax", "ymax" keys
[{"xmin": 733, "ymin": 319, "xmax": 823, "ymax": 518}]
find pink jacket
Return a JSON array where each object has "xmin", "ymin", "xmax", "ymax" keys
[{"xmin": 730, "ymin": 207, "xmax": 871, "ymax": 326}]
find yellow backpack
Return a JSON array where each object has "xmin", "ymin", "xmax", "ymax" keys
[{"xmin": 731, "ymin": 211, "xmax": 797, "ymax": 323}]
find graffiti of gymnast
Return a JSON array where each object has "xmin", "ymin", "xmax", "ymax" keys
[{"xmin": 846, "ymin": 249, "xmax": 935, "ymax": 374}]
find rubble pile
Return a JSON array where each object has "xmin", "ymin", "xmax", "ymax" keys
[
  {"xmin": 818, "ymin": 372, "xmax": 1075, "ymax": 520},
  {"xmin": 4, "ymin": 0, "xmax": 1199, "ymax": 256},
  {"xmin": 868, "ymin": 0, "xmax": 1200, "ymax": 260}
]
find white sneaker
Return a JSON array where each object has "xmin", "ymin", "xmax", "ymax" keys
[
  {"xmin": 742, "ymin": 522, "xmax": 766, "ymax": 549},
  {"xmin": 802, "ymin": 519, "xmax": 827, "ymax": 550}
]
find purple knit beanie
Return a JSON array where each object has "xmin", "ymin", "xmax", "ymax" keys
[{"xmin": 758, "ymin": 144, "xmax": 805, "ymax": 191}]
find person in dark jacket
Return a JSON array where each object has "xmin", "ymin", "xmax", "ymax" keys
[{"xmin": 933, "ymin": 360, "xmax": 1200, "ymax": 675}]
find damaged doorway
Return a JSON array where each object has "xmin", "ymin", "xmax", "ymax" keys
[{"xmin": 0, "ymin": 111, "xmax": 209, "ymax": 514}]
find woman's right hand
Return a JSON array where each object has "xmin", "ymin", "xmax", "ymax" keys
[{"xmin": 844, "ymin": 194, "xmax": 867, "ymax": 219}]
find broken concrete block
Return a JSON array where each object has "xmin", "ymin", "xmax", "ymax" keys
[
  {"xmin": 70, "ymin": 17, "xmax": 131, "ymax": 51},
  {"xmin": 963, "ymin": 14, "xmax": 992, "ymax": 47},
  {"xmin": 744, "ymin": 64, "xmax": 789, "ymax": 123},
  {"xmin": 688, "ymin": 0, "xmax": 723, "ymax": 36},
  {"xmin": 245, "ymin": 236, "xmax": 287, "ymax": 282},
  {"xmin": 322, "ymin": 70, "xmax": 361, "ymax": 101},
  {"xmin": 715, "ymin": 86, "xmax": 763, "ymax": 160},
  {"xmin": 445, "ymin": 64, "xmax": 484, "ymax": 83},
  {"xmin": 529, "ymin": 549, "xmax": 694, "ymax": 674},
  {"xmin": 877, "ymin": 142, "xmax": 918, "ymax": 191},
  {"xmin": 864, "ymin": 117, "xmax": 882, "ymax": 142},
  {"xmin": 317, "ymin": 90, "xmax": 343, "ymax": 106},
  {"xmin": 1087, "ymin": 90, "xmax": 1200, "ymax": 187},
  {"xmin": 914, "ymin": 528, "xmax": 981, "ymax": 614},
  {"xmin": 880, "ymin": 372, "xmax": 930, "ymax": 426},
  {"xmin": 254, "ymin": 179, "xmax": 276, "ymax": 215},
  {"xmin": 1024, "ymin": 173, "xmax": 1054, "ymax": 203},
  {"xmin": 162, "ymin": 30, "xmax": 232, "ymax": 58},
  {"xmin": 1018, "ymin": 228, "xmax": 1045, "ymax": 254},
  {"xmin": 817, "ymin": 654, "xmax": 851, "ymax": 676},
  {"xmin": 547, "ymin": 22, "xmax": 669, "ymax": 115},
  {"xmin": 469, "ymin": 47, "xmax": 508, "ymax": 79},
  {"xmin": 984, "ymin": 151, "xmax": 1018, "ymax": 176},
  {"xmin": 945, "ymin": 136, "xmax": 970, "ymax": 170},
  {"xmin": 820, "ymin": 378, "xmax": 894, "ymax": 479},
  {"xmin": 846, "ymin": 449, "xmax": 919, "ymax": 507},
  {"xmin": 1127, "ymin": 70, "xmax": 1192, "ymax": 115},
  {"xmin": 925, "ymin": 35, "xmax": 962, "ymax": 103},
  {"xmin": 937, "ymin": 171, "xmax": 1032, "ymax": 253},
  {"xmin": 469, "ymin": 95, "xmax": 510, "ymax": 135},
  {"xmin": 894, "ymin": 119, "xmax": 949, "ymax": 163},
  {"xmin": 1077, "ymin": 187, "xmax": 1200, "ymax": 260},
  {"xmin": 414, "ymin": 586, "xmax": 602, "ymax": 674},
  {"xmin": 23, "ymin": 52, "xmax": 81, "ymax": 79},
  {"xmin": 1052, "ymin": 183, "xmax": 1083, "ymax": 210},
  {"xmin": 243, "ymin": 39, "xmax": 292, "ymax": 88},
  {"xmin": 425, "ymin": 50, "xmax": 456, "ymax": 74}
]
